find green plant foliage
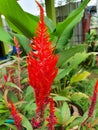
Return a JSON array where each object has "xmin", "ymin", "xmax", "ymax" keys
[
  {"xmin": 0, "ymin": 26, "xmax": 13, "ymax": 44},
  {"xmin": 0, "ymin": 0, "xmax": 90, "ymax": 54},
  {"xmin": 0, "ymin": 0, "xmax": 97, "ymax": 129},
  {"xmin": 55, "ymin": 102, "xmax": 71, "ymax": 126},
  {"xmin": 54, "ymin": 0, "xmax": 90, "ymax": 50},
  {"xmin": 70, "ymin": 92, "xmax": 90, "ymax": 112},
  {"xmin": 53, "ymin": 95, "xmax": 70, "ymax": 102},
  {"xmin": 0, "ymin": 0, "xmax": 37, "ymax": 38},
  {"xmin": 57, "ymin": 44, "xmax": 87, "ymax": 67},
  {"xmin": 3, "ymin": 123, "xmax": 17, "ymax": 130},
  {"xmin": 61, "ymin": 102, "xmax": 71, "ymax": 123},
  {"xmin": 70, "ymin": 71, "xmax": 90, "ymax": 84},
  {"xmin": 22, "ymin": 115, "xmax": 33, "ymax": 130},
  {"xmin": 5, "ymin": 82, "xmax": 22, "ymax": 92},
  {"xmin": 68, "ymin": 112, "xmax": 88, "ymax": 128},
  {"xmin": 55, "ymin": 52, "xmax": 90, "ymax": 80}
]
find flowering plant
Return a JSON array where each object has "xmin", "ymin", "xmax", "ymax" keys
[{"xmin": 0, "ymin": 0, "xmax": 98, "ymax": 130}]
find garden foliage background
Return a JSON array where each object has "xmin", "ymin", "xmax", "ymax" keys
[{"xmin": 0, "ymin": 0, "xmax": 98, "ymax": 129}]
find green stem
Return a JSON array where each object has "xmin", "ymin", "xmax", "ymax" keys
[{"xmin": 45, "ymin": 0, "xmax": 56, "ymax": 25}]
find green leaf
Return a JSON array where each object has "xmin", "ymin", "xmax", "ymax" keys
[
  {"xmin": 23, "ymin": 101, "xmax": 36, "ymax": 115},
  {"xmin": 24, "ymin": 86, "xmax": 33, "ymax": 96},
  {"xmin": 55, "ymin": 108, "xmax": 63, "ymax": 124},
  {"xmin": 61, "ymin": 102, "xmax": 71, "ymax": 124},
  {"xmin": 0, "ymin": 105, "xmax": 6, "ymax": 109},
  {"xmin": 70, "ymin": 71, "xmax": 90, "ymax": 84},
  {"xmin": 0, "ymin": 0, "xmax": 37, "ymax": 38},
  {"xmin": 8, "ymin": 91, "xmax": 18, "ymax": 102},
  {"xmin": 55, "ymin": 0, "xmax": 90, "ymax": 49},
  {"xmin": 66, "ymin": 116, "xmax": 77, "ymax": 126},
  {"xmin": 53, "ymin": 95, "xmax": 70, "ymax": 101},
  {"xmin": 4, "ymin": 123, "xmax": 17, "ymax": 130},
  {"xmin": 5, "ymin": 82, "xmax": 22, "ymax": 92},
  {"xmin": 45, "ymin": 16, "xmax": 56, "ymax": 32},
  {"xmin": 13, "ymin": 33, "xmax": 31, "ymax": 53},
  {"xmin": 0, "ymin": 26, "xmax": 13, "ymax": 44},
  {"xmin": 21, "ymin": 78, "xmax": 28, "ymax": 84},
  {"xmin": 70, "ymin": 92, "xmax": 89, "ymax": 101},
  {"xmin": 0, "ymin": 27, "xmax": 31, "ymax": 53},
  {"xmin": 22, "ymin": 115, "xmax": 33, "ymax": 130},
  {"xmin": 0, "ymin": 110, "xmax": 8, "ymax": 113},
  {"xmin": 68, "ymin": 113, "xmax": 87, "ymax": 128}
]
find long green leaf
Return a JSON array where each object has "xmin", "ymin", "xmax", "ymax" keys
[
  {"xmin": 61, "ymin": 102, "xmax": 71, "ymax": 124},
  {"xmin": 5, "ymin": 82, "xmax": 22, "ymax": 92},
  {"xmin": 55, "ymin": 0, "xmax": 90, "ymax": 49},
  {"xmin": 0, "ymin": 0, "xmax": 37, "ymax": 38},
  {"xmin": 22, "ymin": 115, "xmax": 33, "ymax": 130},
  {"xmin": 53, "ymin": 95, "xmax": 70, "ymax": 101}
]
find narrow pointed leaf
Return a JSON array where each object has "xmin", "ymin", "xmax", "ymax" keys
[
  {"xmin": 5, "ymin": 82, "xmax": 22, "ymax": 92},
  {"xmin": 22, "ymin": 115, "xmax": 33, "ymax": 130}
]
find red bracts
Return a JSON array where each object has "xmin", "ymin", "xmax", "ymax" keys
[{"xmin": 27, "ymin": 0, "xmax": 58, "ymax": 126}]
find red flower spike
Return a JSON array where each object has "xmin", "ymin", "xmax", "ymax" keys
[
  {"xmin": 31, "ymin": 117, "xmax": 40, "ymax": 129},
  {"xmin": 88, "ymin": 80, "xmax": 98, "ymax": 118},
  {"xmin": 14, "ymin": 37, "xmax": 21, "ymax": 90},
  {"xmin": 82, "ymin": 80, "xmax": 98, "ymax": 125},
  {"xmin": 46, "ymin": 98, "xmax": 57, "ymax": 130},
  {"xmin": 94, "ymin": 80, "xmax": 98, "ymax": 93},
  {"xmin": 10, "ymin": 103, "xmax": 22, "ymax": 130},
  {"xmin": 27, "ymin": 0, "xmax": 58, "ymax": 126},
  {"xmin": 14, "ymin": 37, "xmax": 20, "ymax": 54},
  {"xmin": 4, "ymin": 75, "xmax": 8, "ymax": 82}
]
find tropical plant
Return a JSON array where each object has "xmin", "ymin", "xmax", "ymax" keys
[{"xmin": 0, "ymin": 0, "xmax": 98, "ymax": 130}]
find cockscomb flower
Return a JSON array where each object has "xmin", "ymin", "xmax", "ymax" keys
[
  {"xmin": 88, "ymin": 80, "xmax": 98, "ymax": 118},
  {"xmin": 27, "ymin": 0, "xmax": 58, "ymax": 125},
  {"xmin": 82, "ymin": 80, "xmax": 98, "ymax": 125},
  {"xmin": 46, "ymin": 98, "xmax": 57, "ymax": 130},
  {"xmin": 4, "ymin": 74, "xmax": 8, "ymax": 82},
  {"xmin": 10, "ymin": 103, "xmax": 22, "ymax": 130}
]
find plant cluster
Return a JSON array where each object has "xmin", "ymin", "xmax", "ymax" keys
[{"xmin": 0, "ymin": 0, "xmax": 98, "ymax": 130}]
